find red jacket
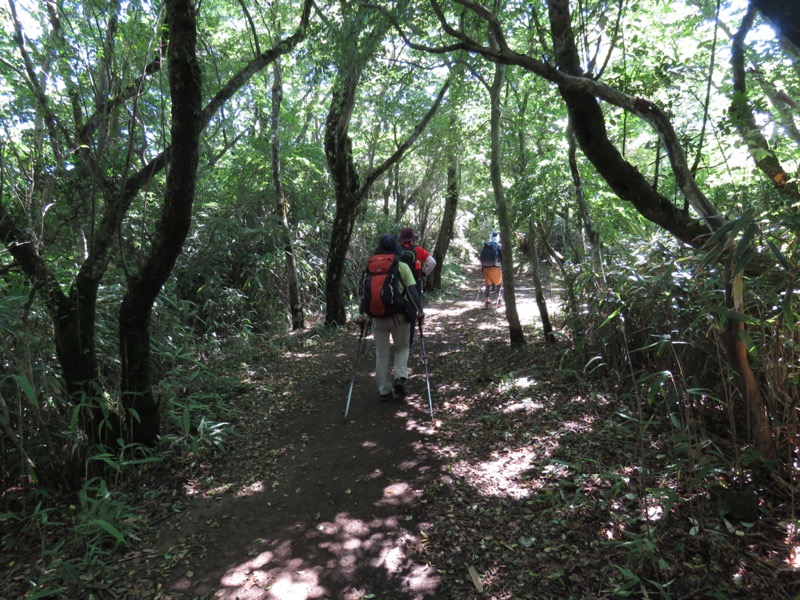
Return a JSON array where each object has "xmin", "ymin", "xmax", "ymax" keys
[{"xmin": 402, "ymin": 242, "xmax": 431, "ymax": 264}]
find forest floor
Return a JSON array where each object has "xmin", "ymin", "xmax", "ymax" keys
[{"xmin": 5, "ymin": 273, "xmax": 800, "ymax": 599}]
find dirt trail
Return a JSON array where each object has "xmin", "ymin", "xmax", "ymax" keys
[
  {"xmin": 155, "ymin": 287, "xmax": 511, "ymax": 599},
  {"xmin": 8, "ymin": 276, "xmax": 797, "ymax": 598},
  {"xmin": 141, "ymin": 278, "xmax": 800, "ymax": 600}
]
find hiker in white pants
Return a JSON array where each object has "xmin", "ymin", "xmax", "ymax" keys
[
  {"xmin": 357, "ymin": 234, "xmax": 424, "ymax": 401},
  {"xmin": 373, "ymin": 314, "xmax": 412, "ymax": 401}
]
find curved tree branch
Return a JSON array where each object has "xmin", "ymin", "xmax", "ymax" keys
[
  {"xmin": 81, "ymin": 0, "xmax": 314, "ymax": 285},
  {"xmin": 412, "ymin": 0, "xmax": 723, "ymax": 245},
  {"xmin": 360, "ymin": 78, "xmax": 451, "ymax": 195},
  {"xmin": 371, "ymin": 0, "xmax": 725, "ymax": 244},
  {"xmin": 730, "ymin": 4, "xmax": 800, "ymax": 202}
]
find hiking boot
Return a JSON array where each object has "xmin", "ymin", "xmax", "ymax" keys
[
  {"xmin": 393, "ymin": 377, "xmax": 407, "ymax": 398},
  {"xmin": 380, "ymin": 391, "xmax": 394, "ymax": 402},
  {"xmin": 484, "ymin": 300, "xmax": 490, "ymax": 309}
]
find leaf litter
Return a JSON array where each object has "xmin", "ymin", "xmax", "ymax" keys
[{"xmin": 4, "ymin": 285, "xmax": 800, "ymax": 599}]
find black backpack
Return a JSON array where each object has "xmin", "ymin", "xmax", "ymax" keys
[
  {"xmin": 361, "ymin": 253, "xmax": 407, "ymax": 317},
  {"xmin": 399, "ymin": 244, "xmax": 422, "ymax": 281},
  {"xmin": 479, "ymin": 241, "xmax": 500, "ymax": 267}
]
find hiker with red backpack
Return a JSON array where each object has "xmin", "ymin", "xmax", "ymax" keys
[
  {"xmin": 398, "ymin": 227, "xmax": 435, "ymax": 347},
  {"xmin": 397, "ymin": 227, "xmax": 436, "ymax": 292},
  {"xmin": 479, "ymin": 231, "xmax": 503, "ymax": 308},
  {"xmin": 356, "ymin": 234, "xmax": 424, "ymax": 402}
]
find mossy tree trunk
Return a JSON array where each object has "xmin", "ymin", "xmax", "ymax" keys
[
  {"xmin": 118, "ymin": 0, "xmax": 202, "ymax": 446},
  {"xmin": 428, "ymin": 152, "xmax": 458, "ymax": 293},
  {"xmin": 488, "ymin": 50, "xmax": 524, "ymax": 347},
  {"xmin": 527, "ymin": 219, "xmax": 555, "ymax": 344},
  {"xmin": 271, "ymin": 57, "xmax": 305, "ymax": 330}
]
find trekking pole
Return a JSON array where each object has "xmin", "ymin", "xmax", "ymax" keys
[
  {"xmin": 344, "ymin": 317, "xmax": 371, "ymax": 420},
  {"xmin": 418, "ymin": 321, "xmax": 435, "ymax": 420}
]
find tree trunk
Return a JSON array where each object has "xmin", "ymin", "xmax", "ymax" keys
[
  {"xmin": 428, "ymin": 152, "xmax": 458, "ymax": 292},
  {"xmin": 489, "ymin": 57, "xmax": 524, "ymax": 347},
  {"xmin": 730, "ymin": 6, "xmax": 800, "ymax": 203},
  {"xmin": 724, "ymin": 269, "xmax": 775, "ymax": 459},
  {"xmin": 548, "ymin": 0, "xmax": 775, "ymax": 460},
  {"xmin": 382, "ymin": 177, "xmax": 391, "ymax": 216},
  {"xmin": 750, "ymin": 0, "xmax": 800, "ymax": 48},
  {"xmin": 527, "ymin": 219, "xmax": 555, "ymax": 343},
  {"xmin": 118, "ymin": 0, "xmax": 202, "ymax": 446},
  {"xmin": 324, "ymin": 68, "xmax": 362, "ymax": 327},
  {"xmin": 0, "ymin": 201, "xmax": 117, "ymax": 445},
  {"xmin": 567, "ymin": 122, "xmax": 605, "ymax": 292},
  {"xmin": 2, "ymin": 0, "xmax": 312, "ymax": 449},
  {"xmin": 323, "ymin": 56, "xmax": 450, "ymax": 325},
  {"xmin": 537, "ymin": 225, "xmax": 579, "ymax": 322},
  {"xmin": 271, "ymin": 57, "xmax": 304, "ymax": 330},
  {"xmin": 545, "ymin": 0, "xmax": 721, "ymax": 247},
  {"xmin": 56, "ymin": 284, "xmax": 123, "ymax": 445}
]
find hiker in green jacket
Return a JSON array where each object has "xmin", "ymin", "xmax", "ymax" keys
[{"xmin": 357, "ymin": 234, "xmax": 424, "ymax": 401}]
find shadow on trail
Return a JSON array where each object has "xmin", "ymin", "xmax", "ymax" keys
[
  {"xmin": 160, "ymin": 318, "xmax": 446, "ymax": 599},
  {"xmin": 405, "ymin": 285, "xmax": 797, "ymax": 598},
  {"xmin": 158, "ymin": 277, "xmax": 555, "ymax": 599}
]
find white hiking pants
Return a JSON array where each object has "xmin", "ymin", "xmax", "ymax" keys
[{"xmin": 373, "ymin": 314, "xmax": 411, "ymax": 396}]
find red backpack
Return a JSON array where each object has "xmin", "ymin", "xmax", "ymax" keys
[{"xmin": 361, "ymin": 254, "xmax": 407, "ymax": 317}]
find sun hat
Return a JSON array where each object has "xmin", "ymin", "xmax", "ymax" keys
[{"xmin": 398, "ymin": 227, "xmax": 419, "ymax": 244}]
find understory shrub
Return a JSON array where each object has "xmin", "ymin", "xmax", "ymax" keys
[{"xmin": 559, "ymin": 231, "xmax": 800, "ymax": 468}]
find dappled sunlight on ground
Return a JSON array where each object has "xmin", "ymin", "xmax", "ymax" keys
[
  {"xmin": 264, "ymin": 573, "xmax": 326, "ymax": 600},
  {"xmin": 498, "ymin": 375, "xmax": 537, "ymax": 391},
  {"xmin": 285, "ymin": 351, "xmax": 317, "ymax": 359},
  {"xmin": 431, "ymin": 298, "xmax": 480, "ymax": 317},
  {"xmin": 147, "ymin": 281, "xmax": 800, "ymax": 599},
  {"xmin": 452, "ymin": 446, "xmax": 542, "ymax": 499},
  {"xmin": 235, "ymin": 480, "xmax": 267, "ymax": 497},
  {"xmin": 563, "ymin": 392, "xmax": 616, "ymax": 407},
  {"xmin": 169, "ymin": 475, "xmax": 438, "ymax": 599},
  {"xmin": 218, "ymin": 542, "xmax": 326, "ymax": 599},
  {"xmin": 425, "ymin": 284, "xmax": 560, "ymax": 327},
  {"xmin": 158, "ymin": 329, "xmax": 445, "ymax": 599},
  {"xmin": 559, "ymin": 418, "xmax": 595, "ymax": 432},
  {"xmin": 474, "ymin": 319, "xmax": 501, "ymax": 332},
  {"xmin": 376, "ymin": 481, "xmax": 417, "ymax": 507},
  {"xmin": 501, "ymin": 398, "xmax": 545, "ymax": 412},
  {"xmin": 191, "ymin": 509, "xmax": 439, "ymax": 600}
]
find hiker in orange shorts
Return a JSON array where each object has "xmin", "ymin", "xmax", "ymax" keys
[{"xmin": 479, "ymin": 232, "xmax": 503, "ymax": 308}]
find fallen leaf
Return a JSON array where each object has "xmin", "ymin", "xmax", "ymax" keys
[{"xmin": 467, "ymin": 565, "xmax": 484, "ymax": 592}]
